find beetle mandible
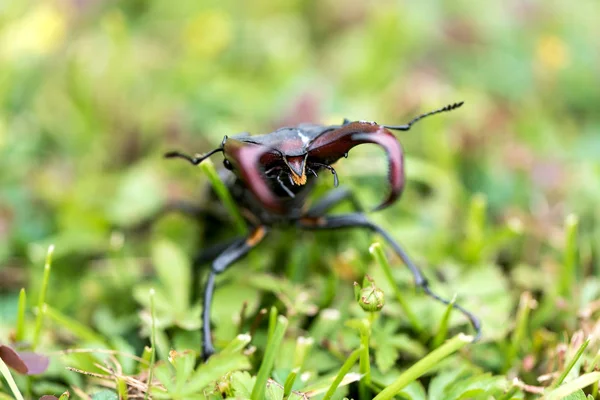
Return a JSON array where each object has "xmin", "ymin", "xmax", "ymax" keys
[{"xmin": 165, "ymin": 102, "xmax": 481, "ymax": 359}]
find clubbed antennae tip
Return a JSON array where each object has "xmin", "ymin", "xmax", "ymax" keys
[
  {"xmin": 444, "ymin": 101, "xmax": 465, "ymax": 111},
  {"xmin": 445, "ymin": 101, "xmax": 464, "ymax": 111},
  {"xmin": 384, "ymin": 101, "xmax": 465, "ymax": 131}
]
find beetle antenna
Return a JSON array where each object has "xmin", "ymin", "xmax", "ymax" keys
[
  {"xmin": 329, "ymin": 167, "xmax": 339, "ymax": 187},
  {"xmin": 312, "ymin": 163, "xmax": 339, "ymax": 187},
  {"xmin": 164, "ymin": 148, "xmax": 223, "ymax": 165},
  {"xmin": 384, "ymin": 101, "xmax": 464, "ymax": 131}
]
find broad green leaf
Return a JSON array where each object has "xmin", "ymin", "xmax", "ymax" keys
[
  {"xmin": 183, "ymin": 352, "xmax": 251, "ymax": 395},
  {"xmin": 171, "ymin": 350, "xmax": 197, "ymax": 392},
  {"xmin": 562, "ymin": 390, "xmax": 587, "ymax": 400},
  {"xmin": 374, "ymin": 341, "xmax": 399, "ymax": 374},
  {"xmin": 108, "ymin": 164, "xmax": 164, "ymax": 225},
  {"xmin": 398, "ymin": 381, "xmax": 426, "ymax": 400},
  {"xmin": 151, "ymin": 239, "xmax": 191, "ymax": 314},
  {"xmin": 90, "ymin": 391, "xmax": 118, "ymax": 400},
  {"xmin": 444, "ymin": 374, "xmax": 504, "ymax": 400},
  {"xmin": 428, "ymin": 368, "xmax": 464, "ymax": 400},
  {"xmin": 230, "ymin": 371, "xmax": 256, "ymax": 398},
  {"xmin": 452, "ymin": 263, "xmax": 513, "ymax": 341},
  {"xmin": 265, "ymin": 379, "xmax": 285, "ymax": 400},
  {"xmin": 152, "ymin": 362, "xmax": 175, "ymax": 393}
]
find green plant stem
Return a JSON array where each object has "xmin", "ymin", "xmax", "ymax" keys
[
  {"xmin": 293, "ymin": 336, "xmax": 314, "ymax": 371},
  {"xmin": 251, "ymin": 315, "xmax": 288, "ymax": 400},
  {"xmin": 117, "ymin": 377, "xmax": 129, "ymax": 400},
  {"xmin": 585, "ymin": 349, "xmax": 600, "ymax": 373},
  {"xmin": 559, "ymin": 214, "xmax": 578, "ymax": 297},
  {"xmin": 15, "ymin": 288, "xmax": 26, "ymax": 343},
  {"xmin": 373, "ymin": 334, "xmax": 473, "ymax": 400},
  {"xmin": 33, "ymin": 245, "xmax": 54, "ymax": 350},
  {"xmin": 359, "ymin": 319, "xmax": 371, "ymax": 400},
  {"xmin": 200, "ymin": 159, "xmax": 247, "ymax": 235},
  {"xmin": 432, "ymin": 295, "xmax": 456, "ymax": 348},
  {"xmin": 463, "ymin": 193, "xmax": 487, "ymax": 263},
  {"xmin": 322, "ymin": 347, "xmax": 362, "ymax": 400},
  {"xmin": 145, "ymin": 288, "xmax": 157, "ymax": 400},
  {"xmin": 222, "ymin": 333, "xmax": 252, "ymax": 354},
  {"xmin": 369, "ymin": 243, "xmax": 422, "ymax": 333},
  {"xmin": 505, "ymin": 291, "xmax": 534, "ymax": 371}
]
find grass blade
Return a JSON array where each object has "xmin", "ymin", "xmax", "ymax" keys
[
  {"xmin": 283, "ymin": 368, "xmax": 298, "ymax": 397},
  {"xmin": 15, "ymin": 288, "xmax": 26, "ymax": 343},
  {"xmin": 546, "ymin": 371, "xmax": 600, "ymax": 400},
  {"xmin": 44, "ymin": 305, "xmax": 107, "ymax": 345},
  {"xmin": 373, "ymin": 333, "xmax": 473, "ymax": 400},
  {"xmin": 322, "ymin": 347, "xmax": 362, "ymax": 400},
  {"xmin": 552, "ymin": 336, "xmax": 590, "ymax": 388},
  {"xmin": 145, "ymin": 288, "xmax": 157, "ymax": 400},
  {"xmin": 358, "ymin": 318, "xmax": 371, "ymax": 399},
  {"xmin": 505, "ymin": 291, "xmax": 535, "ymax": 371},
  {"xmin": 432, "ymin": 295, "xmax": 456, "ymax": 348},
  {"xmin": 559, "ymin": 214, "xmax": 579, "ymax": 297},
  {"xmin": 251, "ymin": 315, "xmax": 288, "ymax": 400}
]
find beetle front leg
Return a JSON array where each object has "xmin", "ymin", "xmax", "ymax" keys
[
  {"xmin": 298, "ymin": 213, "xmax": 481, "ymax": 340},
  {"xmin": 202, "ymin": 226, "xmax": 268, "ymax": 360}
]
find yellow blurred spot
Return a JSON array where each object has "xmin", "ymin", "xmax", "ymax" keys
[
  {"xmin": 536, "ymin": 35, "xmax": 569, "ymax": 72},
  {"xmin": 0, "ymin": 4, "xmax": 66, "ymax": 59},
  {"xmin": 324, "ymin": 115, "xmax": 346, "ymax": 125},
  {"xmin": 101, "ymin": 10, "xmax": 127, "ymax": 40},
  {"xmin": 182, "ymin": 10, "xmax": 232, "ymax": 59}
]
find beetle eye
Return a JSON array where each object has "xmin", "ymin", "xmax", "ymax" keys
[{"xmin": 223, "ymin": 159, "xmax": 233, "ymax": 170}]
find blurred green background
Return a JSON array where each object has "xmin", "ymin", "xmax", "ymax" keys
[{"xmin": 1, "ymin": 0, "xmax": 600, "ymax": 397}]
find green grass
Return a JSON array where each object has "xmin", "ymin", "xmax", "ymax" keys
[{"xmin": 2, "ymin": 0, "xmax": 600, "ymax": 399}]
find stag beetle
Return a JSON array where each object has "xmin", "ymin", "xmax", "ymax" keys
[{"xmin": 166, "ymin": 102, "xmax": 481, "ymax": 359}]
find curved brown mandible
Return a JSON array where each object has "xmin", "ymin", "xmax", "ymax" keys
[
  {"xmin": 223, "ymin": 138, "xmax": 284, "ymax": 213},
  {"xmin": 308, "ymin": 121, "xmax": 405, "ymax": 211}
]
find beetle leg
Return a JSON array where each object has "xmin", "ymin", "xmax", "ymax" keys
[
  {"xmin": 202, "ymin": 226, "xmax": 268, "ymax": 360},
  {"xmin": 305, "ymin": 187, "xmax": 363, "ymax": 217},
  {"xmin": 276, "ymin": 173, "xmax": 296, "ymax": 198},
  {"xmin": 298, "ymin": 212, "xmax": 481, "ymax": 340},
  {"xmin": 265, "ymin": 166, "xmax": 282, "ymax": 177}
]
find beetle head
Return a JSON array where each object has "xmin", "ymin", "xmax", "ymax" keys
[{"xmin": 166, "ymin": 102, "xmax": 463, "ymax": 215}]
